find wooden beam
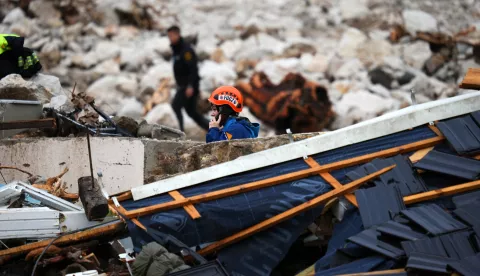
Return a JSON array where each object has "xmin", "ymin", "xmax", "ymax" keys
[
  {"xmin": 0, "ymin": 221, "xmax": 125, "ymax": 257},
  {"xmin": 110, "ymin": 203, "xmax": 146, "ymax": 231},
  {"xmin": 111, "ymin": 191, "xmax": 132, "ymax": 202},
  {"xmin": 169, "ymin": 191, "xmax": 201, "ymax": 219},
  {"xmin": 0, "ymin": 118, "xmax": 56, "ymax": 130},
  {"xmin": 337, "ymin": 269, "xmax": 407, "ymax": 276},
  {"xmin": 409, "ymin": 147, "xmax": 434, "ymax": 163},
  {"xmin": 197, "ymin": 165, "xmax": 395, "ymax": 256},
  {"xmin": 428, "ymin": 124, "xmax": 444, "ymax": 137},
  {"xmin": 459, "ymin": 68, "xmax": 480, "ymax": 90},
  {"xmin": 304, "ymin": 157, "xmax": 358, "ymax": 207},
  {"xmin": 126, "ymin": 137, "xmax": 443, "ymax": 219},
  {"xmin": 404, "ymin": 179, "xmax": 480, "ymax": 205}
]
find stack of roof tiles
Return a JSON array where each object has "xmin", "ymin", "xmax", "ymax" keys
[{"xmin": 316, "ymin": 111, "xmax": 480, "ymax": 275}]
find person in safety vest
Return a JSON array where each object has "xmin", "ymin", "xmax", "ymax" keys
[
  {"xmin": 0, "ymin": 34, "xmax": 42, "ymax": 80},
  {"xmin": 167, "ymin": 25, "xmax": 209, "ymax": 132},
  {"xmin": 206, "ymin": 86, "xmax": 260, "ymax": 143}
]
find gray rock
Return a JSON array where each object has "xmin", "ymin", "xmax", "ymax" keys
[
  {"xmin": 117, "ymin": 97, "xmax": 144, "ymax": 120},
  {"xmin": 113, "ymin": 116, "xmax": 139, "ymax": 136},
  {"xmin": 368, "ymin": 84, "xmax": 390, "ymax": 98},
  {"xmin": 334, "ymin": 58, "xmax": 365, "ymax": 80},
  {"xmin": 339, "ymin": 0, "xmax": 369, "ymax": 20},
  {"xmin": 151, "ymin": 125, "xmax": 186, "ymax": 141},
  {"xmin": 28, "ymin": 1, "xmax": 62, "ymax": 27},
  {"xmin": 402, "ymin": 41, "xmax": 432, "ymax": 70},
  {"xmin": 337, "ymin": 28, "xmax": 368, "ymax": 58},
  {"xmin": 0, "ymin": 74, "xmax": 54, "ymax": 103},
  {"xmin": 43, "ymin": 95, "xmax": 75, "ymax": 113},
  {"xmin": 30, "ymin": 74, "xmax": 64, "ymax": 97},
  {"xmin": 402, "ymin": 10, "xmax": 438, "ymax": 35},
  {"xmin": 2, "ymin": 8, "xmax": 26, "ymax": 24}
]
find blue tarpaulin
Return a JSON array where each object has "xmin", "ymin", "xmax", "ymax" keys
[{"xmin": 123, "ymin": 126, "xmax": 436, "ymax": 276}]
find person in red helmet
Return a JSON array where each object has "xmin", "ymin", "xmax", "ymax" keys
[{"xmin": 206, "ymin": 86, "xmax": 260, "ymax": 143}]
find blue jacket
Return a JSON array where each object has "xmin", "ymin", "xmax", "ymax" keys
[{"xmin": 206, "ymin": 117, "xmax": 260, "ymax": 143}]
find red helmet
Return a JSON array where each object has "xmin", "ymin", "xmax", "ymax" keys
[{"xmin": 208, "ymin": 86, "xmax": 243, "ymax": 113}]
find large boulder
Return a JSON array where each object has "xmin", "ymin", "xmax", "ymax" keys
[
  {"xmin": 402, "ymin": 41, "xmax": 432, "ymax": 70},
  {"xmin": 199, "ymin": 61, "xmax": 237, "ymax": 91},
  {"xmin": 0, "ymin": 74, "xmax": 55, "ymax": 104},
  {"xmin": 337, "ymin": 28, "xmax": 368, "ymax": 58},
  {"xmin": 339, "ymin": 0, "xmax": 369, "ymax": 20},
  {"xmin": 2, "ymin": 8, "xmax": 26, "ymax": 24},
  {"xmin": 86, "ymin": 75, "xmax": 138, "ymax": 112},
  {"xmin": 402, "ymin": 10, "xmax": 438, "ymax": 35}
]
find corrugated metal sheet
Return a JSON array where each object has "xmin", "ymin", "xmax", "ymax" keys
[
  {"xmin": 406, "ymin": 252, "xmax": 454, "ymax": 273},
  {"xmin": 414, "ymin": 150, "xmax": 480, "ymax": 180},
  {"xmin": 346, "ymin": 155, "xmax": 427, "ymax": 196},
  {"xmin": 401, "ymin": 204, "xmax": 467, "ymax": 235},
  {"xmin": 348, "ymin": 228, "xmax": 405, "ymax": 259},
  {"xmin": 454, "ymin": 203, "xmax": 480, "ymax": 227},
  {"xmin": 377, "ymin": 221, "xmax": 427, "ymax": 241},
  {"xmin": 355, "ymin": 186, "xmax": 405, "ymax": 229},
  {"xmin": 448, "ymin": 253, "xmax": 480, "ymax": 276},
  {"xmin": 437, "ymin": 114, "xmax": 480, "ymax": 155},
  {"xmin": 401, "ymin": 236, "xmax": 448, "ymax": 258}
]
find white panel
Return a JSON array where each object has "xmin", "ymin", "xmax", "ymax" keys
[
  {"xmin": 0, "ymin": 219, "xmax": 59, "ymax": 231},
  {"xmin": 0, "ymin": 207, "xmax": 59, "ymax": 221},
  {"xmin": 0, "ymin": 138, "xmax": 145, "ymax": 195},
  {"xmin": 132, "ymin": 91, "xmax": 480, "ymax": 200}
]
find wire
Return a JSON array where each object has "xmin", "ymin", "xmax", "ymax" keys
[
  {"xmin": 0, "ymin": 169, "xmax": 7, "ymax": 184},
  {"xmin": 30, "ymin": 220, "xmax": 122, "ymax": 276}
]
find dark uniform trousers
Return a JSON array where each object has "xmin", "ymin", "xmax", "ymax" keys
[{"xmin": 171, "ymin": 84, "xmax": 209, "ymax": 132}]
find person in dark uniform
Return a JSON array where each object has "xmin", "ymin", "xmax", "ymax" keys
[{"xmin": 167, "ymin": 26, "xmax": 209, "ymax": 132}]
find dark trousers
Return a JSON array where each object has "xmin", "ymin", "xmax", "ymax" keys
[{"xmin": 171, "ymin": 86, "xmax": 209, "ymax": 132}]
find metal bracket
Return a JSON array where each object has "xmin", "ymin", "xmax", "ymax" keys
[
  {"xmin": 112, "ymin": 197, "xmax": 120, "ymax": 207},
  {"xmin": 287, "ymin": 129, "xmax": 308, "ymax": 160},
  {"xmin": 286, "ymin": 129, "xmax": 294, "ymax": 143},
  {"xmin": 428, "ymin": 121, "xmax": 435, "ymax": 126},
  {"xmin": 410, "ymin": 89, "xmax": 417, "ymax": 106}
]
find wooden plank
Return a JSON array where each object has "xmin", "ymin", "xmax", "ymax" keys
[
  {"xmin": 337, "ymin": 269, "xmax": 407, "ymax": 276},
  {"xmin": 459, "ymin": 68, "xmax": 480, "ymax": 90},
  {"xmin": 304, "ymin": 157, "xmax": 358, "ymax": 207},
  {"xmin": 428, "ymin": 124, "xmax": 444, "ymax": 137},
  {"xmin": 409, "ymin": 147, "xmax": 434, "ymax": 163},
  {"xmin": 109, "ymin": 203, "xmax": 146, "ymax": 231},
  {"xmin": 0, "ymin": 221, "xmax": 125, "ymax": 257},
  {"xmin": 404, "ymin": 179, "xmax": 480, "ymax": 205},
  {"xmin": 169, "ymin": 191, "xmax": 201, "ymax": 219},
  {"xmin": 197, "ymin": 165, "xmax": 395, "ymax": 256},
  {"xmin": 111, "ymin": 191, "xmax": 132, "ymax": 202},
  {"xmin": 126, "ymin": 137, "xmax": 443, "ymax": 219},
  {"xmin": 0, "ymin": 118, "xmax": 56, "ymax": 130}
]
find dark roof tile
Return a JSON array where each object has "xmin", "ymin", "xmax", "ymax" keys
[
  {"xmin": 448, "ymin": 253, "xmax": 480, "ymax": 276},
  {"xmin": 377, "ymin": 220, "xmax": 427, "ymax": 241},
  {"xmin": 401, "ymin": 204, "xmax": 467, "ymax": 235},
  {"xmin": 414, "ymin": 150, "xmax": 480, "ymax": 180},
  {"xmin": 348, "ymin": 228, "xmax": 405, "ymax": 259},
  {"xmin": 355, "ymin": 185, "xmax": 406, "ymax": 229},
  {"xmin": 437, "ymin": 114, "xmax": 480, "ymax": 155}
]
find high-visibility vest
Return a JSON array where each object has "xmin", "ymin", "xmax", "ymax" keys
[{"xmin": 0, "ymin": 34, "xmax": 21, "ymax": 55}]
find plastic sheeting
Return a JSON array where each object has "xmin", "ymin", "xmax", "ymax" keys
[{"xmin": 123, "ymin": 126, "xmax": 436, "ymax": 276}]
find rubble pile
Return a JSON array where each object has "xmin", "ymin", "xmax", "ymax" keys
[{"xmin": 1, "ymin": 0, "xmax": 479, "ymax": 138}]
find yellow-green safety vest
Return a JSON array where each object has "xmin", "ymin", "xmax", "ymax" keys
[{"xmin": 0, "ymin": 34, "xmax": 20, "ymax": 55}]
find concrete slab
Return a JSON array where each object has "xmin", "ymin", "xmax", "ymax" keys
[{"xmin": 0, "ymin": 137, "xmax": 144, "ymax": 195}]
